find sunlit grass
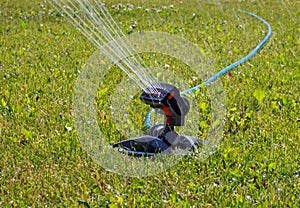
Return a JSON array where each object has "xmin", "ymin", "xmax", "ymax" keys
[{"xmin": 0, "ymin": 0, "xmax": 299, "ymax": 207}]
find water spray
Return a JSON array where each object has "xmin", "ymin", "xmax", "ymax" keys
[{"xmin": 49, "ymin": 0, "xmax": 272, "ymax": 157}]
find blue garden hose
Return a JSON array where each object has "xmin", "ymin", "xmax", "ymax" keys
[{"xmin": 145, "ymin": 10, "xmax": 272, "ymax": 129}]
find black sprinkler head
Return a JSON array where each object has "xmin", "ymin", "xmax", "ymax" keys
[{"xmin": 140, "ymin": 83, "xmax": 190, "ymax": 126}]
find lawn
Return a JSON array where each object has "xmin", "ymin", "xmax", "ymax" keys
[{"xmin": 0, "ymin": 0, "xmax": 299, "ymax": 207}]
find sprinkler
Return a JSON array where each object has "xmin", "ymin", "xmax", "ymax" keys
[{"xmin": 113, "ymin": 83, "xmax": 203, "ymax": 157}]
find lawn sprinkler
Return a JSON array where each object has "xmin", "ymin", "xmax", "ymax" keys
[
  {"xmin": 50, "ymin": 0, "xmax": 272, "ymax": 158},
  {"xmin": 113, "ymin": 83, "xmax": 203, "ymax": 157}
]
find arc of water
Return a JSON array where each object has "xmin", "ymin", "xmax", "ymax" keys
[{"xmin": 49, "ymin": 0, "xmax": 163, "ymax": 93}]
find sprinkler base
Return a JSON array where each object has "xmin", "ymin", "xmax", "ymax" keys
[{"xmin": 113, "ymin": 125, "xmax": 203, "ymax": 157}]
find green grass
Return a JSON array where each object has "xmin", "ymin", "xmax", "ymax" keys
[{"xmin": 1, "ymin": 0, "xmax": 299, "ymax": 207}]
